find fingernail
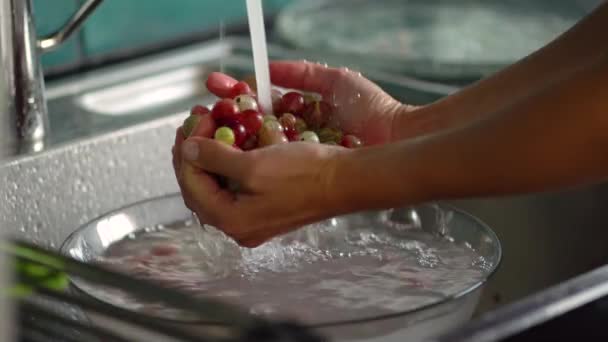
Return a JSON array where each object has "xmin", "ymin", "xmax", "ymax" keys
[{"xmin": 182, "ymin": 140, "xmax": 199, "ymax": 161}]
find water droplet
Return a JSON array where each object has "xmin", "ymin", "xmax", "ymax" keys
[{"xmin": 346, "ymin": 92, "xmax": 361, "ymax": 105}]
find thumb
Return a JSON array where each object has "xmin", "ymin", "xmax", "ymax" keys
[
  {"xmin": 269, "ymin": 61, "xmax": 343, "ymax": 95},
  {"xmin": 180, "ymin": 161, "xmax": 234, "ymax": 224},
  {"xmin": 189, "ymin": 112, "xmax": 217, "ymax": 138},
  {"xmin": 181, "ymin": 137, "xmax": 251, "ymax": 181}
]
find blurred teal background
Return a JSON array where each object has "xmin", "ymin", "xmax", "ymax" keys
[{"xmin": 33, "ymin": 0, "xmax": 294, "ymax": 72}]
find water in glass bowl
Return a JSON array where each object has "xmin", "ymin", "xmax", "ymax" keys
[{"xmin": 81, "ymin": 213, "xmax": 493, "ymax": 325}]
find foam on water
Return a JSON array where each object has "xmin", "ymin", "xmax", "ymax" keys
[{"xmin": 85, "ymin": 217, "xmax": 492, "ymax": 324}]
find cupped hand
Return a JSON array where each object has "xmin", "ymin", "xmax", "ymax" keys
[
  {"xmin": 173, "ymin": 119, "xmax": 347, "ymax": 247},
  {"xmin": 172, "ymin": 60, "xmax": 412, "ymax": 247},
  {"xmin": 207, "ymin": 60, "xmax": 406, "ymax": 145}
]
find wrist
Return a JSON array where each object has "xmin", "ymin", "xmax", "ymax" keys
[
  {"xmin": 390, "ymin": 103, "xmax": 444, "ymax": 142},
  {"xmin": 327, "ymin": 142, "xmax": 430, "ymax": 214}
]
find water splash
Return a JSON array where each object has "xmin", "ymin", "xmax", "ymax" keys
[{"xmin": 87, "ymin": 217, "xmax": 491, "ymax": 324}]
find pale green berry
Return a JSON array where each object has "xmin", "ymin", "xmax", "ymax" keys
[
  {"xmin": 235, "ymin": 95, "xmax": 259, "ymax": 112},
  {"xmin": 214, "ymin": 126, "xmax": 235, "ymax": 145},
  {"xmin": 294, "ymin": 117, "xmax": 307, "ymax": 133},
  {"xmin": 317, "ymin": 127, "xmax": 343, "ymax": 144},
  {"xmin": 299, "ymin": 131, "xmax": 320, "ymax": 143},
  {"xmin": 258, "ymin": 124, "xmax": 288, "ymax": 146},
  {"xmin": 303, "ymin": 92, "xmax": 322, "ymax": 104},
  {"xmin": 263, "ymin": 114, "xmax": 278, "ymax": 123},
  {"xmin": 263, "ymin": 120, "xmax": 283, "ymax": 132}
]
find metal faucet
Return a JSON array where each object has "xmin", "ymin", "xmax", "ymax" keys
[{"xmin": 0, "ymin": 0, "xmax": 103, "ymax": 157}]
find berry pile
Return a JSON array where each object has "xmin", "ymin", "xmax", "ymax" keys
[{"xmin": 182, "ymin": 79, "xmax": 363, "ymax": 149}]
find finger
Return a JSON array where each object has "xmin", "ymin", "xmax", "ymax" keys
[
  {"xmin": 180, "ymin": 162, "xmax": 234, "ymax": 222},
  {"xmin": 181, "ymin": 137, "xmax": 251, "ymax": 181},
  {"xmin": 175, "ymin": 126, "xmax": 185, "ymax": 145},
  {"xmin": 269, "ymin": 61, "xmax": 343, "ymax": 95},
  {"xmin": 176, "ymin": 176, "xmax": 196, "ymax": 212},
  {"xmin": 206, "ymin": 72, "xmax": 238, "ymax": 98},
  {"xmin": 172, "ymin": 145, "xmax": 179, "ymax": 175},
  {"xmin": 190, "ymin": 113, "xmax": 217, "ymax": 138},
  {"xmin": 174, "ymin": 150, "xmax": 194, "ymax": 212},
  {"xmin": 174, "ymin": 127, "xmax": 185, "ymax": 175}
]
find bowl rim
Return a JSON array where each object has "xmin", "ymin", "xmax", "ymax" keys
[{"xmin": 60, "ymin": 192, "xmax": 502, "ymax": 328}]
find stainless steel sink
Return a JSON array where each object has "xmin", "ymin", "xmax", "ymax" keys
[
  {"xmin": 0, "ymin": 37, "xmax": 453, "ymax": 244},
  {"xmin": 1, "ymin": 37, "xmax": 607, "ymax": 322}
]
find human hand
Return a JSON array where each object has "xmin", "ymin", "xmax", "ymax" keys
[
  {"xmin": 207, "ymin": 60, "xmax": 407, "ymax": 145},
  {"xmin": 173, "ymin": 120, "xmax": 348, "ymax": 247},
  {"xmin": 172, "ymin": 61, "xmax": 415, "ymax": 247}
]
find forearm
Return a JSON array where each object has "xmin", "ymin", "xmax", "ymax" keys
[
  {"xmin": 392, "ymin": 2, "xmax": 608, "ymax": 141},
  {"xmin": 338, "ymin": 54, "xmax": 608, "ymax": 211}
]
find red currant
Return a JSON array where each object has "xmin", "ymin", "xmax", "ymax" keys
[
  {"xmin": 241, "ymin": 135, "xmax": 258, "ymax": 151},
  {"xmin": 211, "ymin": 99, "xmax": 239, "ymax": 126},
  {"xmin": 279, "ymin": 113, "xmax": 297, "ymax": 131},
  {"xmin": 229, "ymin": 81, "xmax": 252, "ymax": 99},
  {"xmin": 190, "ymin": 105, "xmax": 210, "ymax": 116},
  {"xmin": 281, "ymin": 92, "xmax": 306, "ymax": 116},
  {"xmin": 341, "ymin": 134, "xmax": 363, "ymax": 148},
  {"xmin": 285, "ymin": 127, "xmax": 299, "ymax": 141},
  {"xmin": 229, "ymin": 123, "xmax": 248, "ymax": 147},
  {"xmin": 240, "ymin": 109, "xmax": 264, "ymax": 135}
]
